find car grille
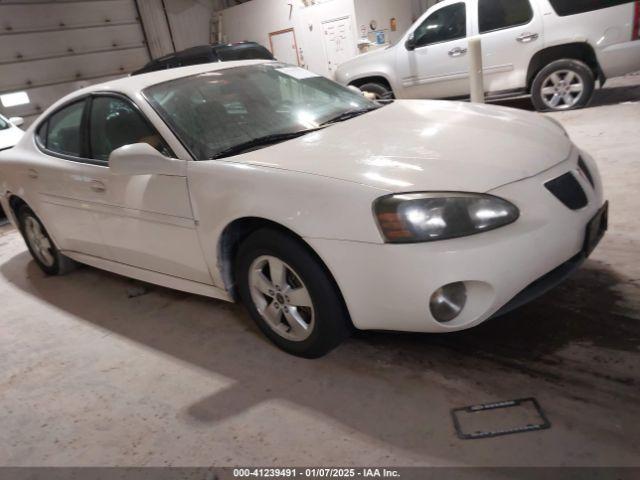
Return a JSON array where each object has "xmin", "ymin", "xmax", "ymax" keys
[{"xmin": 545, "ymin": 172, "xmax": 588, "ymax": 210}]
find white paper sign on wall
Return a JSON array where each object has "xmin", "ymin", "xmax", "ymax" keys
[{"xmin": 276, "ymin": 67, "xmax": 321, "ymax": 79}]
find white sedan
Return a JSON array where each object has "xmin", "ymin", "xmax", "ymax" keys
[
  {"xmin": 0, "ymin": 113, "xmax": 24, "ymax": 152},
  {"xmin": 0, "ymin": 60, "xmax": 607, "ymax": 357}
]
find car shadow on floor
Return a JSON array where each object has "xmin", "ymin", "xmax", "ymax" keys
[
  {"xmin": 493, "ymin": 81, "xmax": 640, "ymax": 111},
  {"xmin": 1, "ymin": 250, "xmax": 639, "ymax": 457}
]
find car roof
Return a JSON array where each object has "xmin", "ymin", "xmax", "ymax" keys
[
  {"xmin": 213, "ymin": 41, "xmax": 264, "ymax": 49},
  {"xmin": 46, "ymin": 59, "xmax": 277, "ymax": 112}
]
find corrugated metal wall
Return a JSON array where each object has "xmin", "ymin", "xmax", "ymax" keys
[
  {"xmin": 0, "ymin": 0, "xmax": 152, "ymax": 126},
  {"xmin": 165, "ymin": 0, "xmax": 213, "ymax": 51},
  {"xmin": 136, "ymin": 0, "xmax": 176, "ymax": 58}
]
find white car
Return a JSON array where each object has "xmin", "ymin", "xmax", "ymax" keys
[
  {"xmin": 0, "ymin": 114, "xmax": 24, "ymax": 152},
  {"xmin": 0, "ymin": 60, "xmax": 608, "ymax": 357},
  {"xmin": 335, "ymin": 0, "xmax": 640, "ymax": 111},
  {"xmin": 0, "ymin": 114, "xmax": 23, "ymax": 221}
]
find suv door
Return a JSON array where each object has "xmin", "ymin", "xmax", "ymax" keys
[
  {"xmin": 476, "ymin": 0, "xmax": 544, "ymax": 94},
  {"xmin": 397, "ymin": 1, "xmax": 471, "ymax": 99},
  {"xmin": 81, "ymin": 94, "xmax": 212, "ymax": 284}
]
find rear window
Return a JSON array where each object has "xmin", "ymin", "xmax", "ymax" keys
[
  {"xmin": 479, "ymin": 0, "xmax": 533, "ymax": 33},
  {"xmin": 549, "ymin": 0, "xmax": 633, "ymax": 16},
  {"xmin": 43, "ymin": 100, "xmax": 86, "ymax": 157}
]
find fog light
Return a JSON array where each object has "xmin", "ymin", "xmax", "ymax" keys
[{"xmin": 430, "ymin": 282, "xmax": 467, "ymax": 323}]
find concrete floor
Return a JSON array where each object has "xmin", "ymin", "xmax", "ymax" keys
[{"xmin": 1, "ymin": 75, "xmax": 639, "ymax": 468}]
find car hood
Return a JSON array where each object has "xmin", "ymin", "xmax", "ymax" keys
[
  {"xmin": 0, "ymin": 127, "xmax": 24, "ymax": 150},
  {"xmin": 231, "ymin": 100, "xmax": 573, "ymax": 193}
]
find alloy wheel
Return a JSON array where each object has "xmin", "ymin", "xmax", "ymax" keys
[
  {"xmin": 248, "ymin": 255, "xmax": 315, "ymax": 342},
  {"xmin": 24, "ymin": 216, "xmax": 55, "ymax": 267},
  {"xmin": 540, "ymin": 70, "xmax": 585, "ymax": 110}
]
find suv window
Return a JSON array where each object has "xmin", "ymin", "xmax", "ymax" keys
[
  {"xmin": 413, "ymin": 3, "xmax": 467, "ymax": 48},
  {"xmin": 549, "ymin": 0, "xmax": 632, "ymax": 16},
  {"xmin": 45, "ymin": 100, "xmax": 85, "ymax": 157},
  {"xmin": 479, "ymin": 0, "xmax": 533, "ymax": 33},
  {"xmin": 89, "ymin": 96, "xmax": 172, "ymax": 161}
]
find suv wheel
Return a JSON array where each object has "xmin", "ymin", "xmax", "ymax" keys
[
  {"xmin": 17, "ymin": 205, "xmax": 76, "ymax": 275},
  {"xmin": 358, "ymin": 82, "xmax": 394, "ymax": 100},
  {"xmin": 531, "ymin": 59, "xmax": 595, "ymax": 112},
  {"xmin": 235, "ymin": 228, "xmax": 351, "ymax": 358}
]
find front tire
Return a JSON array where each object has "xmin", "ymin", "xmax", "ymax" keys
[
  {"xmin": 235, "ymin": 228, "xmax": 351, "ymax": 358},
  {"xmin": 358, "ymin": 81, "xmax": 394, "ymax": 100},
  {"xmin": 531, "ymin": 59, "xmax": 595, "ymax": 112},
  {"xmin": 17, "ymin": 205, "xmax": 76, "ymax": 275}
]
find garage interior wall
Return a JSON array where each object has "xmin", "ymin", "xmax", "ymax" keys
[
  {"xmin": 164, "ymin": 0, "xmax": 214, "ymax": 51},
  {"xmin": 0, "ymin": 0, "xmax": 212, "ymax": 127},
  {"xmin": 411, "ymin": 0, "xmax": 439, "ymax": 20},
  {"xmin": 218, "ymin": 0, "xmax": 437, "ymax": 77},
  {"xmin": 219, "ymin": 0, "xmax": 419, "ymax": 78},
  {"xmin": 353, "ymin": 0, "xmax": 414, "ymax": 45}
]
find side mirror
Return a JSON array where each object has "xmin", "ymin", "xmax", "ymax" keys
[
  {"xmin": 9, "ymin": 117, "xmax": 24, "ymax": 127},
  {"xmin": 109, "ymin": 143, "xmax": 186, "ymax": 176},
  {"xmin": 405, "ymin": 35, "xmax": 416, "ymax": 51}
]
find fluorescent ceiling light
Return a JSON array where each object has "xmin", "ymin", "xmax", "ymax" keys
[{"xmin": 1, "ymin": 91, "xmax": 30, "ymax": 108}]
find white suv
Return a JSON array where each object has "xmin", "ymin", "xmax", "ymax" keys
[{"xmin": 335, "ymin": 0, "xmax": 640, "ymax": 111}]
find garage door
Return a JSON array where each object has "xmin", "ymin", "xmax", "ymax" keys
[{"xmin": 0, "ymin": 0, "xmax": 151, "ymax": 127}]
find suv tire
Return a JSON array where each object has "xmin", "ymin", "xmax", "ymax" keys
[
  {"xmin": 358, "ymin": 82, "xmax": 395, "ymax": 100},
  {"xmin": 531, "ymin": 59, "xmax": 595, "ymax": 112}
]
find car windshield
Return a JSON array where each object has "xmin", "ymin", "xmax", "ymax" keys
[
  {"xmin": 0, "ymin": 115, "xmax": 9, "ymax": 130},
  {"xmin": 144, "ymin": 63, "xmax": 377, "ymax": 160}
]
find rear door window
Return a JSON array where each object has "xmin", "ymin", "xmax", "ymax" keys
[
  {"xmin": 549, "ymin": 0, "xmax": 632, "ymax": 16},
  {"xmin": 479, "ymin": 0, "xmax": 533, "ymax": 33}
]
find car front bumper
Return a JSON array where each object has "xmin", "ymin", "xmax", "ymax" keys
[{"xmin": 306, "ymin": 150, "xmax": 606, "ymax": 333}]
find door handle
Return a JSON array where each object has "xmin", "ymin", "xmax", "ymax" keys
[
  {"xmin": 89, "ymin": 180, "xmax": 106, "ymax": 193},
  {"xmin": 516, "ymin": 32, "xmax": 539, "ymax": 43},
  {"xmin": 448, "ymin": 47, "xmax": 468, "ymax": 57},
  {"xmin": 27, "ymin": 168, "xmax": 38, "ymax": 179}
]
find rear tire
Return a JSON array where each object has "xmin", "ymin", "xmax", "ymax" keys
[
  {"xmin": 358, "ymin": 81, "xmax": 394, "ymax": 100},
  {"xmin": 235, "ymin": 228, "xmax": 351, "ymax": 358},
  {"xmin": 531, "ymin": 59, "xmax": 595, "ymax": 112},
  {"xmin": 17, "ymin": 205, "xmax": 76, "ymax": 276}
]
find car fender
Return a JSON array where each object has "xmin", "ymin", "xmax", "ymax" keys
[
  {"xmin": 335, "ymin": 48, "xmax": 399, "ymax": 93},
  {"xmin": 186, "ymin": 159, "xmax": 390, "ymax": 288}
]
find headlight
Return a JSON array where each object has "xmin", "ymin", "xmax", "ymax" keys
[{"xmin": 374, "ymin": 193, "xmax": 519, "ymax": 243}]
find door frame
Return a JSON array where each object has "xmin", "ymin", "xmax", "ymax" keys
[{"xmin": 268, "ymin": 28, "xmax": 301, "ymax": 66}]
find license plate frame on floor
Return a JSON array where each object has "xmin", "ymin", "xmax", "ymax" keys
[
  {"xmin": 451, "ymin": 397, "xmax": 551, "ymax": 440},
  {"xmin": 583, "ymin": 201, "xmax": 609, "ymax": 257}
]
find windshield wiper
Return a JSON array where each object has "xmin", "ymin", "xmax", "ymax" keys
[
  {"xmin": 210, "ymin": 128, "xmax": 324, "ymax": 160},
  {"xmin": 320, "ymin": 106, "xmax": 380, "ymax": 126}
]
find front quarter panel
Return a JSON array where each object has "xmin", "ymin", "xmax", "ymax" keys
[
  {"xmin": 335, "ymin": 47, "xmax": 399, "ymax": 93},
  {"xmin": 186, "ymin": 160, "xmax": 390, "ymax": 288}
]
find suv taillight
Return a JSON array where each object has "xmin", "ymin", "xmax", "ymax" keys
[{"xmin": 634, "ymin": 1, "xmax": 640, "ymax": 40}]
